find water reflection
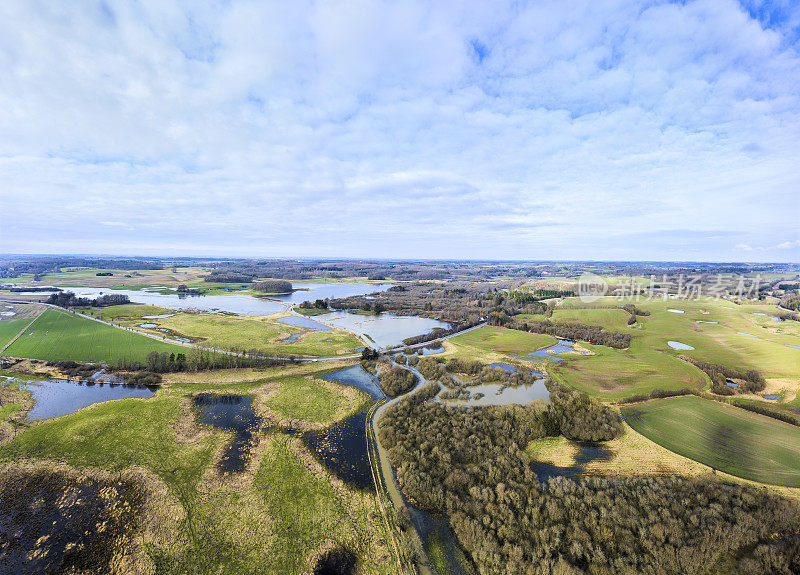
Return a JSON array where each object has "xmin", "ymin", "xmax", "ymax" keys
[
  {"xmin": 20, "ymin": 379, "xmax": 157, "ymax": 421},
  {"xmin": 193, "ymin": 394, "xmax": 262, "ymax": 473}
]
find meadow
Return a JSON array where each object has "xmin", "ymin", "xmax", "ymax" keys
[
  {"xmin": 2, "ymin": 308, "xmax": 188, "ymax": 363},
  {"xmin": 448, "ymin": 325, "xmax": 556, "ymax": 356},
  {"xmin": 151, "ymin": 312, "xmax": 363, "ymax": 358},
  {"xmin": 621, "ymin": 395, "xmax": 800, "ymax": 487},
  {"xmin": 547, "ymin": 296, "xmax": 800, "ymax": 399},
  {"xmin": 0, "ymin": 362, "xmax": 397, "ymax": 574}
]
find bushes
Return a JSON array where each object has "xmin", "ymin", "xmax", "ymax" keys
[
  {"xmin": 548, "ymin": 383, "xmax": 623, "ymax": 441},
  {"xmin": 688, "ymin": 358, "xmax": 766, "ymax": 393},
  {"xmin": 505, "ymin": 319, "xmax": 632, "ymax": 349},
  {"xmin": 618, "ymin": 387, "xmax": 694, "ymax": 404},
  {"xmin": 416, "ymin": 357, "xmax": 445, "ymax": 381},
  {"xmin": 377, "ymin": 366, "xmax": 417, "ymax": 398},
  {"xmin": 252, "ymin": 280, "xmax": 293, "ymax": 293},
  {"xmin": 731, "ymin": 400, "xmax": 800, "ymax": 427}
]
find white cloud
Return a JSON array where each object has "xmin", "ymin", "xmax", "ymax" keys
[{"xmin": 0, "ymin": 0, "xmax": 799, "ymax": 261}]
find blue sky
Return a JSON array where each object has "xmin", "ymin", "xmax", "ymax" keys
[{"xmin": 0, "ymin": 0, "xmax": 798, "ymax": 262}]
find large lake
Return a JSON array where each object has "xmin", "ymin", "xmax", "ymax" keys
[{"xmin": 67, "ymin": 282, "xmax": 392, "ymax": 317}]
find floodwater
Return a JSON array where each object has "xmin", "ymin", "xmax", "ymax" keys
[
  {"xmin": 276, "ymin": 315, "xmax": 331, "ymax": 331},
  {"xmin": 510, "ymin": 339, "xmax": 578, "ymax": 363},
  {"xmin": 304, "ymin": 403, "xmax": 374, "ymax": 491},
  {"xmin": 20, "ymin": 379, "xmax": 157, "ymax": 421},
  {"xmin": 320, "ymin": 365, "xmax": 385, "ymax": 399},
  {"xmin": 737, "ymin": 332, "xmax": 758, "ymax": 338},
  {"xmin": 786, "ymin": 345, "xmax": 800, "ymax": 350},
  {"xmin": 667, "ymin": 341, "xmax": 695, "ymax": 350},
  {"xmin": 762, "ymin": 394, "xmax": 781, "ymax": 400},
  {"xmin": 695, "ymin": 320, "xmax": 718, "ymax": 324},
  {"xmin": 321, "ymin": 311, "xmax": 450, "ymax": 349},
  {"xmin": 267, "ymin": 282, "xmax": 395, "ymax": 304},
  {"xmin": 666, "ymin": 309, "xmax": 685, "ymax": 314},
  {"xmin": 137, "ymin": 323, "xmax": 192, "ymax": 343},
  {"xmin": 193, "ymin": 394, "xmax": 262, "ymax": 473},
  {"xmin": 436, "ymin": 379, "xmax": 550, "ymax": 406}
]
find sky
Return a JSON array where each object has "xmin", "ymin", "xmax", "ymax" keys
[{"xmin": 0, "ymin": 0, "xmax": 798, "ymax": 262}]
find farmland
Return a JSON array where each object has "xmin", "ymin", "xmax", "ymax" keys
[
  {"xmin": 2, "ymin": 308, "xmax": 188, "ymax": 364},
  {"xmin": 622, "ymin": 395, "xmax": 800, "ymax": 487}
]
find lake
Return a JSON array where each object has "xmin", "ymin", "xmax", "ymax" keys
[
  {"xmin": 321, "ymin": 311, "xmax": 450, "ymax": 349},
  {"xmin": 69, "ymin": 287, "xmax": 287, "ymax": 316},
  {"xmin": 20, "ymin": 379, "xmax": 157, "ymax": 421},
  {"xmin": 320, "ymin": 365, "xmax": 385, "ymax": 399}
]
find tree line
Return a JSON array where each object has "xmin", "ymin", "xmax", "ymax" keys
[
  {"xmin": 45, "ymin": 292, "xmax": 130, "ymax": 308},
  {"xmin": 498, "ymin": 318, "xmax": 632, "ymax": 349}
]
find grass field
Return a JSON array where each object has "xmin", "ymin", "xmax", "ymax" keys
[
  {"xmin": 153, "ymin": 312, "xmax": 363, "ymax": 357},
  {"xmin": 621, "ymin": 396, "xmax": 800, "ymax": 487},
  {"xmin": 263, "ymin": 374, "xmax": 366, "ymax": 425},
  {"xmin": 0, "ymin": 317, "xmax": 34, "ymax": 349},
  {"xmin": 78, "ymin": 303, "xmax": 176, "ymax": 321},
  {"xmin": 548, "ymin": 296, "xmax": 800, "ymax": 399},
  {"xmin": 2, "ymin": 308, "xmax": 188, "ymax": 363},
  {"xmin": 449, "ymin": 326, "xmax": 556, "ymax": 355}
]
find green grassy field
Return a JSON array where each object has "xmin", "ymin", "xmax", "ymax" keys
[
  {"xmin": 621, "ymin": 395, "xmax": 800, "ymax": 487},
  {"xmin": 0, "ymin": 317, "xmax": 34, "ymax": 349},
  {"xmin": 153, "ymin": 312, "xmax": 363, "ymax": 357},
  {"xmin": 2, "ymin": 308, "xmax": 188, "ymax": 363},
  {"xmin": 78, "ymin": 303, "xmax": 176, "ymax": 320},
  {"xmin": 263, "ymin": 374, "xmax": 366, "ymax": 425},
  {"xmin": 449, "ymin": 326, "xmax": 556, "ymax": 355},
  {"xmin": 547, "ymin": 297, "xmax": 800, "ymax": 399}
]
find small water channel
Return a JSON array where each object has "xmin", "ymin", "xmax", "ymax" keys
[
  {"xmin": 193, "ymin": 394, "xmax": 262, "ymax": 473},
  {"xmin": 19, "ymin": 379, "xmax": 157, "ymax": 421}
]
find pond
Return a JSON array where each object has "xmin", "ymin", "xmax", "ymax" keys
[
  {"xmin": 267, "ymin": 282, "xmax": 395, "ymax": 304},
  {"xmin": 510, "ymin": 339, "xmax": 577, "ymax": 363},
  {"xmin": 20, "ymin": 379, "xmax": 157, "ymax": 421},
  {"xmin": 321, "ymin": 311, "xmax": 451, "ymax": 349},
  {"xmin": 695, "ymin": 320, "xmax": 718, "ymax": 324},
  {"xmin": 137, "ymin": 323, "xmax": 192, "ymax": 343},
  {"xmin": 786, "ymin": 345, "xmax": 800, "ymax": 350},
  {"xmin": 762, "ymin": 394, "xmax": 781, "ymax": 400},
  {"xmin": 436, "ymin": 378, "xmax": 549, "ymax": 407},
  {"xmin": 666, "ymin": 309, "xmax": 685, "ymax": 314},
  {"xmin": 69, "ymin": 287, "xmax": 287, "ymax": 316},
  {"xmin": 193, "ymin": 394, "xmax": 262, "ymax": 473},
  {"xmin": 320, "ymin": 365, "xmax": 385, "ymax": 399},
  {"xmin": 303, "ymin": 403, "xmax": 374, "ymax": 491},
  {"xmin": 275, "ymin": 315, "xmax": 331, "ymax": 331},
  {"xmin": 667, "ymin": 341, "xmax": 695, "ymax": 350},
  {"xmin": 737, "ymin": 332, "xmax": 758, "ymax": 338},
  {"xmin": 726, "ymin": 380, "xmax": 739, "ymax": 388}
]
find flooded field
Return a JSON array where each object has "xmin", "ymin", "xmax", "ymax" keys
[
  {"xmin": 193, "ymin": 394, "xmax": 262, "ymax": 472},
  {"xmin": 20, "ymin": 379, "xmax": 157, "ymax": 421}
]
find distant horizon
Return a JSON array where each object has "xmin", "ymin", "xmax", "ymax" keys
[{"xmin": 2, "ymin": 252, "xmax": 798, "ymax": 266}]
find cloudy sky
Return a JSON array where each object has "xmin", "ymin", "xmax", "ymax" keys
[{"xmin": 1, "ymin": 0, "xmax": 798, "ymax": 261}]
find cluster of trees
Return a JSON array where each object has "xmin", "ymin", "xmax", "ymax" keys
[
  {"xmin": 299, "ymin": 299, "xmax": 328, "ymax": 310},
  {"xmin": 378, "ymin": 383, "xmax": 800, "ymax": 574},
  {"xmin": 401, "ymin": 320, "xmax": 483, "ymax": 346},
  {"xmin": 687, "ymin": 358, "xmax": 766, "ymax": 394},
  {"xmin": 512, "ymin": 289, "xmax": 574, "ymax": 305},
  {"xmin": 252, "ymin": 280, "xmax": 293, "ymax": 293},
  {"xmin": 377, "ymin": 366, "xmax": 418, "ymax": 397},
  {"xmin": 113, "ymin": 349, "xmax": 291, "ymax": 373},
  {"xmin": 45, "ymin": 292, "xmax": 130, "ymax": 308},
  {"xmin": 504, "ymin": 318, "xmax": 632, "ymax": 349},
  {"xmin": 547, "ymin": 382, "xmax": 623, "ymax": 441}
]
